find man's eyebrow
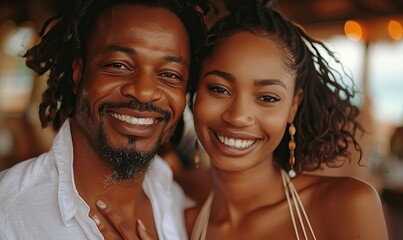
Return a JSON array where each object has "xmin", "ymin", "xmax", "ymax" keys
[
  {"xmin": 204, "ymin": 70, "xmax": 235, "ymax": 82},
  {"xmin": 163, "ymin": 55, "xmax": 188, "ymax": 67},
  {"xmin": 102, "ymin": 46, "xmax": 187, "ymax": 67},
  {"xmin": 254, "ymin": 79, "xmax": 287, "ymax": 89},
  {"xmin": 104, "ymin": 45, "xmax": 137, "ymax": 55}
]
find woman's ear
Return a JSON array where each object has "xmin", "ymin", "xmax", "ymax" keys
[
  {"xmin": 288, "ymin": 89, "xmax": 304, "ymax": 123},
  {"xmin": 72, "ymin": 57, "xmax": 84, "ymax": 94}
]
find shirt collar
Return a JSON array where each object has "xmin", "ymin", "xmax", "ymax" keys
[
  {"xmin": 143, "ymin": 156, "xmax": 178, "ymax": 239},
  {"xmin": 51, "ymin": 120, "xmax": 81, "ymax": 225}
]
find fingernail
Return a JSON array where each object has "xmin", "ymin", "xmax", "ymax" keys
[
  {"xmin": 137, "ymin": 219, "xmax": 146, "ymax": 231},
  {"xmin": 92, "ymin": 214, "xmax": 101, "ymax": 226},
  {"xmin": 96, "ymin": 200, "xmax": 107, "ymax": 210}
]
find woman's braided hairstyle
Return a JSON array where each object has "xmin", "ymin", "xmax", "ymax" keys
[
  {"xmin": 25, "ymin": 0, "xmax": 206, "ymax": 130},
  {"xmin": 189, "ymin": 0, "xmax": 363, "ymax": 173}
]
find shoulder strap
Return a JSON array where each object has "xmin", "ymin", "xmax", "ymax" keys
[
  {"xmin": 190, "ymin": 192, "xmax": 214, "ymax": 240},
  {"xmin": 281, "ymin": 170, "xmax": 317, "ymax": 240}
]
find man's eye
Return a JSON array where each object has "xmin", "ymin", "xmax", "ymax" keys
[
  {"xmin": 105, "ymin": 63, "xmax": 126, "ymax": 69},
  {"xmin": 157, "ymin": 71, "xmax": 185, "ymax": 87},
  {"xmin": 160, "ymin": 72, "xmax": 180, "ymax": 79},
  {"xmin": 102, "ymin": 62, "xmax": 134, "ymax": 74}
]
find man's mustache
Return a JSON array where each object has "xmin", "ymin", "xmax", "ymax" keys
[{"xmin": 99, "ymin": 100, "xmax": 171, "ymax": 122}]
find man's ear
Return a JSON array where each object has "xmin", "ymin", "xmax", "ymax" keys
[
  {"xmin": 288, "ymin": 89, "xmax": 304, "ymax": 123},
  {"xmin": 72, "ymin": 57, "xmax": 84, "ymax": 94}
]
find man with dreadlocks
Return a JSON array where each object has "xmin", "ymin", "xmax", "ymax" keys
[{"xmin": 0, "ymin": 0, "xmax": 206, "ymax": 239}]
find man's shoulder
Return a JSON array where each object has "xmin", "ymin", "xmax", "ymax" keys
[
  {"xmin": 0, "ymin": 152, "xmax": 51, "ymax": 182},
  {"xmin": 0, "ymin": 153, "xmax": 54, "ymax": 212}
]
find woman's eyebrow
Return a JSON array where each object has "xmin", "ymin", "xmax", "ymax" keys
[
  {"xmin": 254, "ymin": 79, "xmax": 287, "ymax": 89},
  {"xmin": 204, "ymin": 69, "xmax": 235, "ymax": 82}
]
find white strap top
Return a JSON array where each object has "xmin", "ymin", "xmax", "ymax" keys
[{"xmin": 190, "ymin": 170, "xmax": 316, "ymax": 240}]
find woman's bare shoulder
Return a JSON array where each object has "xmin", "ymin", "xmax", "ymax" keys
[
  {"xmin": 310, "ymin": 176, "xmax": 389, "ymax": 239},
  {"xmin": 319, "ymin": 176, "xmax": 381, "ymax": 208}
]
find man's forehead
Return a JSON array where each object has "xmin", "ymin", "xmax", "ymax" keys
[
  {"xmin": 92, "ymin": 4, "xmax": 189, "ymax": 39},
  {"xmin": 97, "ymin": 4, "xmax": 177, "ymax": 24}
]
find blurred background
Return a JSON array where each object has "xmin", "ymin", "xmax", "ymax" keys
[{"xmin": 0, "ymin": 0, "xmax": 402, "ymax": 238}]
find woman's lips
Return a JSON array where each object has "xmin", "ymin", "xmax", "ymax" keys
[{"xmin": 215, "ymin": 132, "xmax": 256, "ymax": 149}]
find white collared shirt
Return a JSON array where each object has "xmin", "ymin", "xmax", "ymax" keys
[{"xmin": 0, "ymin": 121, "xmax": 187, "ymax": 240}]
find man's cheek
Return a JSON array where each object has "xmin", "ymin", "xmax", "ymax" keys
[{"xmin": 160, "ymin": 123, "xmax": 177, "ymax": 144}]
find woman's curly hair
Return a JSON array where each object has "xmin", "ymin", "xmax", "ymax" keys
[
  {"xmin": 189, "ymin": 0, "xmax": 363, "ymax": 174},
  {"xmin": 24, "ymin": 0, "xmax": 206, "ymax": 130}
]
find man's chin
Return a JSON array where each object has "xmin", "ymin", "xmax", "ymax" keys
[
  {"xmin": 103, "ymin": 148, "xmax": 156, "ymax": 183},
  {"xmin": 97, "ymin": 122, "xmax": 162, "ymax": 182},
  {"xmin": 104, "ymin": 140, "xmax": 162, "ymax": 182}
]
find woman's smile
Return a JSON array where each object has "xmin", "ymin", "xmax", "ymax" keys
[{"xmin": 215, "ymin": 132, "xmax": 256, "ymax": 149}]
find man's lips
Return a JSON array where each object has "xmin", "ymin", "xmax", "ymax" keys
[
  {"xmin": 99, "ymin": 101, "xmax": 171, "ymax": 123},
  {"xmin": 105, "ymin": 109, "xmax": 167, "ymax": 138},
  {"xmin": 110, "ymin": 112, "xmax": 156, "ymax": 126}
]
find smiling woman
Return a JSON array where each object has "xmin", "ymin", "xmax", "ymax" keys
[
  {"xmin": 184, "ymin": 2, "xmax": 390, "ymax": 240},
  {"xmin": 194, "ymin": 31, "xmax": 299, "ymax": 172}
]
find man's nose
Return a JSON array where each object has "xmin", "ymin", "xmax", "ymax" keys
[{"xmin": 120, "ymin": 70, "xmax": 162, "ymax": 103}]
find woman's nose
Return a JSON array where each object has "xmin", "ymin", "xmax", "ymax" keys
[{"xmin": 221, "ymin": 96, "xmax": 255, "ymax": 127}]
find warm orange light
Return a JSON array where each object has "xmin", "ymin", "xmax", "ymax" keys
[
  {"xmin": 388, "ymin": 20, "xmax": 403, "ymax": 41},
  {"xmin": 344, "ymin": 20, "xmax": 363, "ymax": 41}
]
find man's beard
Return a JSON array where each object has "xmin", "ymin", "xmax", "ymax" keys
[
  {"xmin": 94, "ymin": 100, "xmax": 171, "ymax": 182},
  {"xmin": 97, "ymin": 124, "xmax": 161, "ymax": 183}
]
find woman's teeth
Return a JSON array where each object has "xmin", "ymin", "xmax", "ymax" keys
[
  {"xmin": 110, "ymin": 112, "xmax": 154, "ymax": 125},
  {"xmin": 216, "ymin": 133, "xmax": 255, "ymax": 149}
]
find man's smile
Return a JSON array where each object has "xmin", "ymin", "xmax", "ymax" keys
[{"xmin": 110, "ymin": 112, "xmax": 155, "ymax": 126}]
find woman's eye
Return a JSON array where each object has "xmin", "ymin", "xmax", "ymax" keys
[
  {"xmin": 207, "ymin": 85, "xmax": 230, "ymax": 95},
  {"xmin": 259, "ymin": 94, "xmax": 280, "ymax": 102}
]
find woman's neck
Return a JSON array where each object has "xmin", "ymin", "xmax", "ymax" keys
[{"xmin": 210, "ymin": 159, "xmax": 286, "ymax": 225}]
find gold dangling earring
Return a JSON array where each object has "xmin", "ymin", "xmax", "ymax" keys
[
  {"xmin": 288, "ymin": 123, "xmax": 296, "ymax": 178},
  {"xmin": 194, "ymin": 140, "xmax": 200, "ymax": 168}
]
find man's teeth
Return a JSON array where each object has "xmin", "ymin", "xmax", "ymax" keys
[
  {"xmin": 110, "ymin": 112, "xmax": 154, "ymax": 125},
  {"xmin": 216, "ymin": 133, "xmax": 255, "ymax": 149}
]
